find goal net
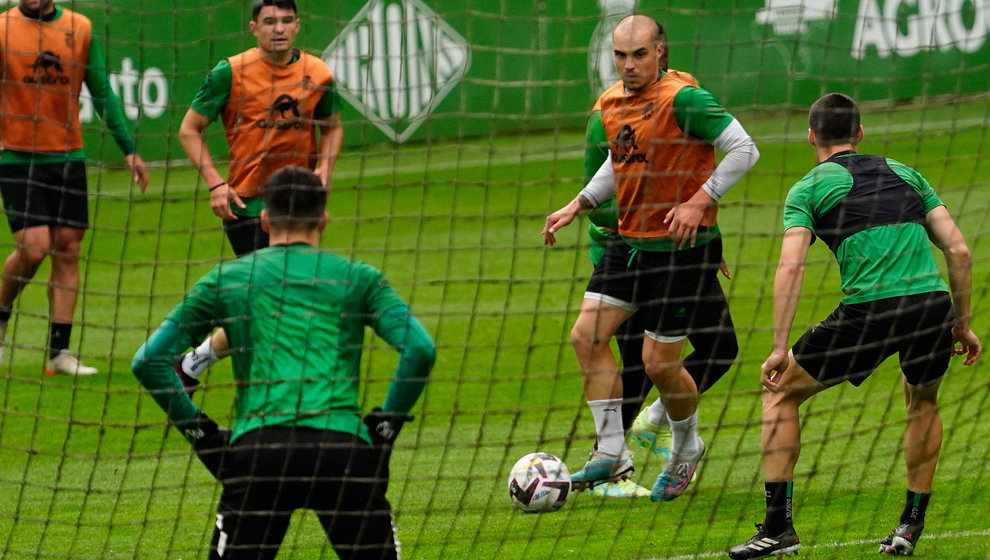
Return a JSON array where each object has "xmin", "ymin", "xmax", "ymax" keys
[{"xmin": 1, "ymin": 0, "xmax": 988, "ymax": 558}]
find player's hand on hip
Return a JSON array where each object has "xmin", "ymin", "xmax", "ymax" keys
[
  {"xmin": 363, "ymin": 408, "xmax": 413, "ymax": 480},
  {"xmin": 761, "ymin": 349, "xmax": 790, "ymax": 392},
  {"xmin": 210, "ymin": 183, "xmax": 245, "ymax": 221},
  {"xmin": 126, "ymin": 153, "xmax": 150, "ymax": 192},
  {"xmin": 951, "ymin": 326, "xmax": 981, "ymax": 366},
  {"xmin": 178, "ymin": 412, "xmax": 231, "ymax": 479},
  {"xmin": 663, "ymin": 202, "xmax": 704, "ymax": 249}
]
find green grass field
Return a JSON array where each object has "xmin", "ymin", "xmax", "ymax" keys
[{"xmin": 1, "ymin": 98, "xmax": 989, "ymax": 559}]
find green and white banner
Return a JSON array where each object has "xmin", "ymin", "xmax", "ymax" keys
[{"xmin": 48, "ymin": 0, "xmax": 989, "ymax": 160}]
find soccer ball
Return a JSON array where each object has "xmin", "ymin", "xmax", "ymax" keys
[{"xmin": 507, "ymin": 452, "xmax": 571, "ymax": 513}]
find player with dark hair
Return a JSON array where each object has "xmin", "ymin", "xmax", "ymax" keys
[
  {"xmin": 133, "ymin": 166, "xmax": 435, "ymax": 560},
  {"xmin": 580, "ymin": 17, "xmax": 736, "ymax": 499},
  {"xmin": 0, "ymin": 0, "xmax": 149, "ymax": 375},
  {"xmin": 728, "ymin": 93, "xmax": 980, "ymax": 559},
  {"xmin": 175, "ymin": 0, "xmax": 343, "ymax": 390},
  {"xmin": 543, "ymin": 14, "xmax": 758, "ymax": 501}
]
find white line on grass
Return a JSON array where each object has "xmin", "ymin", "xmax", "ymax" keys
[{"xmin": 635, "ymin": 529, "xmax": 990, "ymax": 560}]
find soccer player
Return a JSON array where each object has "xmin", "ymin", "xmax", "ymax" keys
[
  {"xmin": 581, "ymin": 21, "xmax": 737, "ymax": 499},
  {"xmin": 728, "ymin": 93, "xmax": 981, "ymax": 559},
  {"xmin": 542, "ymin": 14, "xmax": 758, "ymax": 502},
  {"xmin": 132, "ymin": 166, "xmax": 435, "ymax": 560},
  {"xmin": 0, "ymin": 0, "xmax": 149, "ymax": 375},
  {"xmin": 176, "ymin": 0, "xmax": 343, "ymax": 390}
]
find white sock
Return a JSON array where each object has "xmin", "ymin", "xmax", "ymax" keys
[
  {"xmin": 646, "ymin": 397, "xmax": 667, "ymax": 425},
  {"xmin": 589, "ymin": 398, "xmax": 626, "ymax": 456},
  {"xmin": 668, "ymin": 411, "xmax": 700, "ymax": 457},
  {"xmin": 181, "ymin": 337, "xmax": 220, "ymax": 379}
]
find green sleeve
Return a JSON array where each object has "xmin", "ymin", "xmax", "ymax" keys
[
  {"xmin": 131, "ymin": 320, "xmax": 200, "ymax": 426},
  {"xmin": 84, "ymin": 34, "xmax": 136, "ymax": 155},
  {"xmin": 361, "ymin": 268, "xmax": 435, "ymax": 415},
  {"xmin": 313, "ymin": 78, "xmax": 340, "ymax": 120},
  {"xmin": 131, "ymin": 269, "xmax": 221, "ymax": 426},
  {"xmin": 887, "ymin": 158, "xmax": 944, "ymax": 211},
  {"xmin": 783, "ymin": 162, "xmax": 853, "ymax": 234},
  {"xmin": 190, "ymin": 60, "xmax": 232, "ymax": 122},
  {"xmin": 583, "ymin": 110, "xmax": 609, "ymax": 183},
  {"xmin": 375, "ymin": 306, "xmax": 435, "ymax": 415},
  {"xmin": 672, "ymin": 86, "xmax": 734, "ymax": 143}
]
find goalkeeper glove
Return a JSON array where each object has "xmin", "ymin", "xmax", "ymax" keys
[
  {"xmin": 362, "ymin": 408, "xmax": 412, "ymax": 479},
  {"xmin": 178, "ymin": 412, "xmax": 230, "ymax": 479}
]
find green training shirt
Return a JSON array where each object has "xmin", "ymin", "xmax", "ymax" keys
[
  {"xmin": 783, "ymin": 152, "xmax": 948, "ymax": 304},
  {"xmin": 133, "ymin": 244, "xmax": 435, "ymax": 444}
]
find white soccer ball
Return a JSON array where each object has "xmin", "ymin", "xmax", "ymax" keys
[{"xmin": 507, "ymin": 452, "xmax": 572, "ymax": 513}]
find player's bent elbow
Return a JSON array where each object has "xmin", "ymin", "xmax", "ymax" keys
[
  {"xmin": 945, "ymin": 241, "xmax": 972, "ymax": 265},
  {"xmin": 412, "ymin": 343, "xmax": 438, "ymax": 376}
]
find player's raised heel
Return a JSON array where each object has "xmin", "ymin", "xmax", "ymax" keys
[
  {"xmin": 728, "ymin": 522, "xmax": 801, "ymax": 559},
  {"xmin": 569, "ymin": 449, "xmax": 634, "ymax": 491},
  {"xmin": 46, "ymin": 350, "xmax": 98, "ymax": 376},
  {"xmin": 651, "ymin": 438, "xmax": 705, "ymax": 502},
  {"xmin": 878, "ymin": 520, "xmax": 924, "ymax": 556},
  {"xmin": 629, "ymin": 406, "xmax": 672, "ymax": 461}
]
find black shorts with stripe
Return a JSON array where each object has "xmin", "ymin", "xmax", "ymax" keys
[
  {"xmin": 792, "ymin": 291, "xmax": 954, "ymax": 387},
  {"xmin": 585, "ymin": 236, "xmax": 725, "ymax": 341}
]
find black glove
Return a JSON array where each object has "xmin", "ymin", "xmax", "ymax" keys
[
  {"xmin": 177, "ymin": 412, "xmax": 230, "ymax": 479},
  {"xmin": 362, "ymin": 408, "xmax": 412, "ymax": 479}
]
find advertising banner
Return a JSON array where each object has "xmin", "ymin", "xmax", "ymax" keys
[{"xmin": 41, "ymin": 0, "xmax": 989, "ymax": 160}]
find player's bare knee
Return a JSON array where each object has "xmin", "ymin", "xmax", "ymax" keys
[{"xmin": 12, "ymin": 246, "xmax": 48, "ymax": 271}]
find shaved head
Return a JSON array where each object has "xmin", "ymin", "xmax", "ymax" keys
[
  {"xmin": 613, "ymin": 14, "xmax": 665, "ymax": 44},
  {"xmin": 612, "ymin": 14, "xmax": 665, "ymax": 91}
]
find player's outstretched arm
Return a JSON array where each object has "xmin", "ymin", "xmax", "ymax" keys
[
  {"xmin": 763, "ymin": 227, "xmax": 812, "ymax": 391},
  {"xmin": 926, "ymin": 205, "xmax": 981, "ymax": 365}
]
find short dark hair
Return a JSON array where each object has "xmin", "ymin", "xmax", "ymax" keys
[
  {"xmin": 652, "ymin": 18, "xmax": 666, "ymax": 44},
  {"xmin": 809, "ymin": 93, "xmax": 861, "ymax": 146},
  {"xmin": 263, "ymin": 167, "xmax": 327, "ymax": 231},
  {"xmin": 252, "ymin": 0, "xmax": 297, "ymax": 20}
]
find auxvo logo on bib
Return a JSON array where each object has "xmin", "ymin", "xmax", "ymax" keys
[{"xmin": 323, "ymin": 0, "xmax": 471, "ymax": 143}]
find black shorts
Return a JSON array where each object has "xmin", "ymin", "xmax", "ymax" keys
[
  {"xmin": 792, "ymin": 291, "xmax": 954, "ymax": 387},
  {"xmin": 223, "ymin": 214, "xmax": 269, "ymax": 257},
  {"xmin": 586, "ymin": 236, "xmax": 724, "ymax": 341},
  {"xmin": 212, "ymin": 427, "xmax": 398, "ymax": 560},
  {"xmin": 0, "ymin": 161, "xmax": 89, "ymax": 232}
]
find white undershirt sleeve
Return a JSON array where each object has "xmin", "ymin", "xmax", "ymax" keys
[
  {"xmin": 701, "ymin": 119, "xmax": 760, "ymax": 201},
  {"xmin": 578, "ymin": 154, "xmax": 616, "ymax": 208}
]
